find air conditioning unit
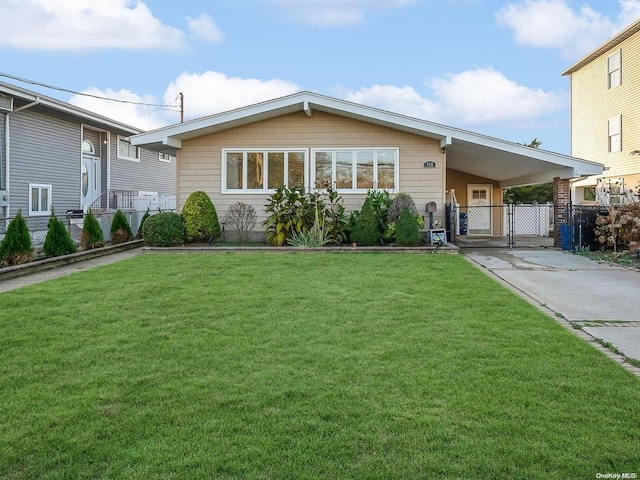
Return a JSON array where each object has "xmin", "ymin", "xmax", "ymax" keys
[{"xmin": 0, "ymin": 95, "xmax": 13, "ymax": 112}]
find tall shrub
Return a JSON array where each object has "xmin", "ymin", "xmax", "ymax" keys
[
  {"xmin": 350, "ymin": 198, "xmax": 379, "ymax": 246},
  {"xmin": 0, "ymin": 210, "xmax": 33, "ymax": 265},
  {"xmin": 110, "ymin": 209, "xmax": 134, "ymax": 245},
  {"xmin": 264, "ymin": 186, "xmax": 315, "ymax": 246},
  {"xmin": 142, "ymin": 212, "xmax": 185, "ymax": 247},
  {"xmin": 395, "ymin": 207, "xmax": 422, "ymax": 246},
  {"xmin": 81, "ymin": 211, "xmax": 104, "ymax": 250},
  {"xmin": 181, "ymin": 191, "xmax": 221, "ymax": 242},
  {"xmin": 388, "ymin": 193, "xmax": 418, "ymax": 223},
  {"xmin": 43, "ymin": 209, "xmax": 77, "ymax": 257}
]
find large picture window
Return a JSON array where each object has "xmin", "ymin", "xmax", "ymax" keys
[
  {"xmin": 311, "ymin": 148, "xmax": 398, "ymax": 192},
  {"xmin": 222, "ymin": 149, "xmax": 307, "ymax": 193},
  {"xmin": 29, "ymin": 183, "xmax": 52, "ymax": 216}
]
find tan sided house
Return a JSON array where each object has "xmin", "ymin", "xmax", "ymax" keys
[
  {"xmin": 131, "ymin": 92, "xmax": 602, "ymax": 246},
  {"xmin": 563, "ymin": 17, "xmax": 640, "ymax": 205}
]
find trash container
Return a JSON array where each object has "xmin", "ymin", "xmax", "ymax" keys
[{"xmin": 560, "ymin": 224, "xmax": 572, "ymax": 250}]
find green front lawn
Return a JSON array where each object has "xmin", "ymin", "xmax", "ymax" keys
[{"xmin": 1, "ymin": 253, "xmax": 638, "ymax": 479}]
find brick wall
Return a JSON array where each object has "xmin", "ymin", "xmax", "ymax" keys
[{"xmin": 553, "ymin": 177, "xmax": 571, "ymax": 247}]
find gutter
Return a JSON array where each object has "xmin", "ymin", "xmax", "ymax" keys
[{"xmin": 5, "ymin": 97, "xmax": 41, "ymax": 216}]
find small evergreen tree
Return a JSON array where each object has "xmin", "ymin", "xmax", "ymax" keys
[
  {"xmin": 81, "ymin": 211, "xmax": 104, "ymax": 250},
  {"xmin": 110, "ymin": 209, "xmax": 133, "ymax": 245},
  {"xmin": 137, "ymin": 207, "xmax": 151, "ymax": 238},
  {"xmin": 350, "ymin": 198, "xmax": 379, "ymax": 246},
  {"xmin": 181, "ymin": 191, "xmax": 221, "ymax": 242},
  {"xmin": 395, "ymin": 207, "xmax": 422, "ymax": 246},
  {"xmin": 0, "ymin": 210, "xmax": 33, "ymax": 265},
  {"xmin": 43, "ymin": 209, "xmax": 77, "ymax": 257}
]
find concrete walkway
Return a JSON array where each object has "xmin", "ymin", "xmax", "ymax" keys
[{"xmin": 464, "ymin": 248, "xmax": 640, "ymax": 373}]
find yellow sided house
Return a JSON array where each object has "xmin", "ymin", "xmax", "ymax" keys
[
  {"xmin": 563, "ymin": 17, "xmax": 640, "ymax": 205},
  {"xmin": 130, "ymin": 92, "xmax": 601, "ymax": 247}
]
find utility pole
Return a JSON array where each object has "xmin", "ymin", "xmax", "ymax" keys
[{"xmin": 179, "ymin": 92, "xmax": 184, "ymax": 123}]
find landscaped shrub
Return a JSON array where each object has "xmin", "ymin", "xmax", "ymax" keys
[
  {"xmin": 264, "ymin": 185, "xmax": 315, "ymax": 246},
  {"xmin": 350, "ymin": 197, "xmax": 379, "ymax": 246},
  {"xmin": 323, "ymin": 187, "xmax": 349, "ymax": 245},
  {"xmin": 388, "ymin": 193, "xmax": 418, "ymax": 223},
  {"xmin": 225, "ymin": 202, "xmax": 257, "ymax": 244},
  {"xmin": 348, "ymin": 190, "xmax": 392, "ymax": 244},
  {"xmin": 43, "ymin": 209, "xmax": 77, "ymax": 257},
  {"xmin": 137, "ymin": 207, "xmax": 151, "ymax": 239},
  {"xmin": 395, "ymin": 207, "xmax": 423, "ymax": 246},
  {"xmin": 110, "ymin": 209, "xmax": 134, "ymax": 245},
  {"xmin": 182, "ymin": 191, "xmax": 221, "ymax": 242},
  {"xmin": 142, "ymin": 212, "xmax": 185, "ymax": 247},
  {"xmin": 81, "ymin": 211, "xmax": 105, "ymax": 250},
  {"xmin": 0, "ymin": 210, "xmax": 33, "ymax": 265}
]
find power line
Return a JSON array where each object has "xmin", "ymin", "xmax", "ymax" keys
[{"xmin": 0, "ymin": 71, "xmax": 180, "ymax": 110}]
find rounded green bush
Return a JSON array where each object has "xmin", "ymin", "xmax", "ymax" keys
[
  {"xmin": 44, "ymin": 210, "xmax": 77, "ymax": 257},
  {"xmin": 81, "ymin": 211, "xmax": 105, "ymax": 250},
  {"xmin": 0, "ymin": 210, "xmax": 34, "ymax": 265},
  {"xmin": 181, "ymin": 191, "xmax": 221, "ymax": 243},
  {"xmin": 142, "ymin": 212, "xmax": 185, "ymax": 247},
  {"xmin": 395, "ymin": 207, "xmax": 422, "ymax": 247},
  {"xmin": 110, "ymin": 209, "xmax": 134, "ymax": 245}
]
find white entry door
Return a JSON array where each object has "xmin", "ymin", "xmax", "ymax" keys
[
  {"xmin": 81, "ymin": 155, "xmax": 101, "ymax": 209},
  {"xmin": 467, "ymin": 184, "xmax": 492, "ymax": 235}
]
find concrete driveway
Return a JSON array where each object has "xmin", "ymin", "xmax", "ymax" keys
[{"xmin": 464, "ymin": 249, "xmax": 640, "ymax": 364}]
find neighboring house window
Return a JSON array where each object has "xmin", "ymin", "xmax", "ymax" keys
[
  {"xmin": 159, "ymin": 153, "xmax": 174, "ymax": 163},
  {"xmin": 29, "ymin": 184, "xmax": 51, "ymax": 216},
  {"xmin": 222, "ymin": 149, "xmax": 307, "ymax": 193},
  {"xmin": 597, "ymin": 177, "xmax": 626, "ymax": 205},
  {"xmin": 117, "ymin": 136, "xmax": 140, "ymax": 161},
  {"xmin": 311, "ymin": 148, "xmax": 398, "ymax": 192},
  {"xmin": 607, "ymin": 50, "xmax": 621, "ymax": 89},
  {"xmin": 583, "ymin": 186, "xmax": 596, "ymax": 202},
  {"xmin": 608, "ymin": 115, "xmax": 622, "ymax": 153}
]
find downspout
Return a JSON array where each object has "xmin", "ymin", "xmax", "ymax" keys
[{"xmin": 6, "ymin": 97, "xmax": 41, "ymax": 216}]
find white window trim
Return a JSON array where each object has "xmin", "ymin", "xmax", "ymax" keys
[
  {"xmin": 29, "ymin": 183, "xmax": 52, "ymax": 216},
  {"xmin": 117, "ymin": 135, "xmax": 140, "ymax": 162},
  {"xmin": 158, "ymin": 152, "xmax": 173, "ymax": 164},
  {"xmin": 607, "ymin": 49, "xmax": 621, "ymax": 89},
  {"xmin": 221, "ymin": 148, "xmax": 309, "ymax": 194},
  {"xmin": 310, "ymin": 147, "xmax": 399, "ymax": 194},
  {"xmin": 608, "ymin": 115, "xmax": 622, "ymax": 153}
]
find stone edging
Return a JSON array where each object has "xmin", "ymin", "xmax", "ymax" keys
[{"xmin": 0, "ymin": 240, "xmax": 144, "ymax": 283}]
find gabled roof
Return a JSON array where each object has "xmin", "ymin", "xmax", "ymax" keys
[
  {"xmin": 562, "ymin": 18, "xmax": 640, "ymax": 76},
  {"xmin": 0, "ymin": 80, "xmax": 144, "ymax": 135},
  {"xmin": 131, "ymin": 91, "xmax": 603, "ymax": 187}
]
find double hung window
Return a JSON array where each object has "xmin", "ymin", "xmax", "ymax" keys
[
  {"xmin": 223, "ymin": 149, "xmax": 307, "ymax": 193},
  {"xmin": 311, "ymin": 148, "xmax": 398, "ymax": 192},
  {"xmin": 29, "ymin": 184, "xmax": 51, "ymax": 216}
]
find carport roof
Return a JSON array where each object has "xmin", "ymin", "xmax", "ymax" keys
[{"xmin": 130, "ymin": 91, "xmax": 603, "ymax": 188}]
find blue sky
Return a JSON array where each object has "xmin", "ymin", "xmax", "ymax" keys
[{"xmin": 1, "ymin": 0, "xmax": 639, "ymax": 155}]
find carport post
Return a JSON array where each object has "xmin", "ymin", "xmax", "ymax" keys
[{"xmin": 553, "ymin": 177, "xmax": 571, "ymax": 248}]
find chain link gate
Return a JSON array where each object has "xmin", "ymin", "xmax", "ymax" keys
[{"xmin": 449, "ymin": 204, "xmax": 555, "ymax": 248}]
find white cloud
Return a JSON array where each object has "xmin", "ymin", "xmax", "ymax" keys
[
  {"xmin": 342, "ymin": 67, "xmax": 565, "ymax": 128},
  {"xmin": 0, "ymin": 0, "xmax": 214, "ymax": 51},
  {"xmin": 69, "ymin": 88, "xmax": 172, "ymax": 131},
  {"xmin": 496, "ymin": 0, "xmax": 640, "ymax": 59},
  {"xmin": 187, "ymin": 13, "xmax": 224, "ymax": 44},
  {"xmin": 269, "ymin": 0, "xmax": 415, "ymax": 26},
  {"xmin": 162, "ymin": 71, "xmax": 300, "ymax": 120}
]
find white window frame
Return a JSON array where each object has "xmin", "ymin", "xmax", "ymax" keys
[
  {"xmin": 310, "ymin": 147, "xmax": 399, "ymax": 194},
  {"xmin": 608, "ymin": 115, "xmax": 622, "ymax": 153},
  {"xmin": 29, "ymin": 183, "xmax": 52, "ymax": 216},
  {"xmin": 221, "ymin": 148, "xmax": 309, "ymax": 194},
  {"xmin": 117, "ymin": 135, "xmax": 140, "ymax": 162},
  {"xmin": 159, "ymin": 152, "xmax": 174, "ymax": 163},
  {"xmin": 607, "ymin": 49, "xmax": 621, "ymax": 89}
]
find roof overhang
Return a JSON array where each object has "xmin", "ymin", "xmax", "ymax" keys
[
  {"xmin": 131, "ymin": 91, "xmax": 603, "ymax": 187},
  {"xmin": 562, "ymin": 18, "xmax": 640, "ymax": 76}
]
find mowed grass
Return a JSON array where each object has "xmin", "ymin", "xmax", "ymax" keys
[{"xmin": 1, "ymin": 253, "xmax": 639, "ymax": 479}]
